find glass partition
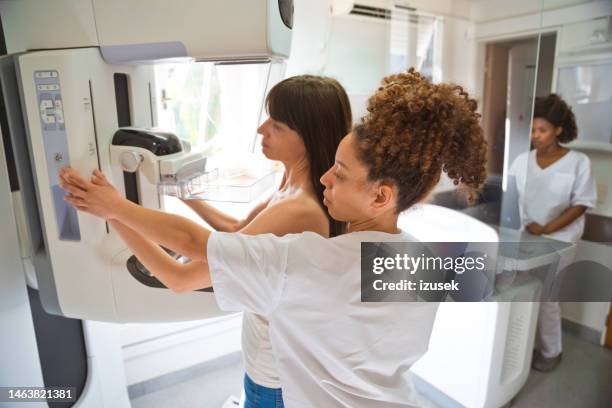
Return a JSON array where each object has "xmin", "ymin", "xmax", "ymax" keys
[{"xmin": 539, "ymin": 0, "xmax": 612, "ymax": 359}]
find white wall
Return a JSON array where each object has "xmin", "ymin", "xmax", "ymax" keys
[
  {"xmin": 474, "ymin": 0, "xmax": 612, "ymax": 40},
  {"xmin": 393, "ymin": 0, "xmax": 473, "ymax": 20},
  {"xmin": 440, "ymin": 17, "xmax": 478, "ymax": 92},
  {"xmin": 470, "ymin": 0, "xmax": 581, "ymax": 23},
  {"xmin": 323, "ymin": 15, "xmax": 390, "ymax": 95},
  {"xmin": 285, "ymin": 0, "xmax": 333, "ymax": 77}
]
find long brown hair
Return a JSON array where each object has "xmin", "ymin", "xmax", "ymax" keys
[{"xmin": 266, "ymin": 75, "xmax": 352, "ymax": 237}]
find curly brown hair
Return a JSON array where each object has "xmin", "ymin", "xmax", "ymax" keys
[
  {"xmin": 533, "ymin": 93, "xmax": 577, "ymax": 143},
  {"xmin": 354, "ymin": 68, "xmax": 487, "ymax": 213}
]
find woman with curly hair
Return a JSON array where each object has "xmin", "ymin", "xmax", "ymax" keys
[
  {"xmin": 509, "ymin": 94, "xmax": 597, "ymax": 372},
  {"xmin": 59, "ymin": 68, "xmax": 488, "ymax": 407}
]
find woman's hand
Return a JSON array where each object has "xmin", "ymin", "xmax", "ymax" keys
[
  {"xmin": 525, "ymin": 222, "xmax": 546, "ymax": 235},
  {"xmin": 59, "ymin": 167, "xmax": 125, "ymax": 220}
]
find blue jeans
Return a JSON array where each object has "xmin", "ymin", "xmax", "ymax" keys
[{"xmin": 243, "ymin": 373, "xmax": 284, "ymax": 408}]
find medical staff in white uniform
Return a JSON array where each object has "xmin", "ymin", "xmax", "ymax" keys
[
  {"xmin": 60, "ymin": 69, "xmax": 489, "ymax": 407},
  {"xmin": 509, "ymin": 93, "xmax": 597, "ymax": 372}
]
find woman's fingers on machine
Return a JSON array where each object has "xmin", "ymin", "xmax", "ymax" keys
[
  {"xmin": 60, "ymin": 182, "xmax": 87, "ymax": 198},
  {"xmin": 64, "ymin": 193, "xmax": 86, "ymax": 205},
  {"xmin": 91, "ymin": 175, "xmax": 103, "ymax": 186},
  {"xmin": 91, "ymin": 172, "xmax": 109, "ymax": 186},
  {"xmin": 61, "ymin": 167, "xmax": 91, "ymax": 191},
  {"xmin": 59, "ymin": 172, "xmax": 73, "ymax": 187},
  {"xmin": 64, "ymin": 196, "xmax": 90, "ymax": 213},
  {"xmin": 91, "ymin": 169, "xmax": 113, "ymax": 187}
]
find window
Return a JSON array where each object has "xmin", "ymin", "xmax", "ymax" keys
[
  {"xmin": 154, "ymin": 61, "xmax": 285, "ymax": 221},
  {"xmin": 155, "ymin": 61, "xmax": 279, "ymax": 154}
]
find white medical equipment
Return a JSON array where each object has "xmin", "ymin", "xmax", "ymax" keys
[
  {"xmin": 0, "ymin": 1, "xmax": 295, "ymax": 406},
  {"xmin": 401, "ymin": 204, "xmax": 576, "ymax": 408},
  {"xmin": 402, "ymin": 204, "xmax": 531, "ymax": 408},
  {"xmin": 2, "ymin": 0, "xmax": 292, "ymax": 322}
]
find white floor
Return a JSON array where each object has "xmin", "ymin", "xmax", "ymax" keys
[
  {"xmin": 130, "ymin": 330, "xmax": 612, "ymax": 408},
  {"xmin": 130, "ymin": 352, "xmax": 244, "ymax": 408}
]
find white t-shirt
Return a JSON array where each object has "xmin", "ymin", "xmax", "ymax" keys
[
  {"xmin": 509, "ymin": 149, "xmax": 597, "ymax": 243},
  {"xmin": 242, "ymin": 312, "xmax": 280, "ymax": 388},
  {"xmin": 208, "ymin": 230, "xmax": 439, "ymax": 408}
]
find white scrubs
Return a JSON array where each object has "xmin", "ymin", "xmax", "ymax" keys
[
  {"xmin": 208, "ymin": 230, "xmax": 439, "ymax": 408},
  {"xmin": 509, "ymin": 149, "xmax": 597, "ymax": 358}
]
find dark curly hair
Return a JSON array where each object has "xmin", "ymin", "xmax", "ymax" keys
[
  {"xmin": 266, "ymin": 75, "xmax": 352, "ymax": 236},
  {"xmin": 354, "ymin": 68, "xmax": 487, "ymax": 213},
  {"xmin": 533, "ymin": 93, "xmax": 577, "ymax": 143}
]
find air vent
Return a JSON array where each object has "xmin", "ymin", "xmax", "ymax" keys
[
  {"xmin": 348, "ymin": 4, "xmax": 432, "ymax": 22},
  {"xmin": 393, "ymin": 4, "xmax": 436, "ymax": 25},
  {"xmin": 349, "ymin": 4, "xmax": 392, "ymax": 20}
]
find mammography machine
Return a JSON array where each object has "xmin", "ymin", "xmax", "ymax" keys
[
  {"xmin": 0, "ymin": 1, "xmax": 292, "ymax": 406},
  {"xmin": 1, "ymin": 0, "xmax": 291, "ymax": 322}
]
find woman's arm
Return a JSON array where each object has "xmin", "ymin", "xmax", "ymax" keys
[
  {"xmin": 525, "ymin": 205, "xmax": 588, "ymax": 235},
  {"xmin": 179, "ymin": 171, "xmax": 284, "ymax": 231},
  {"xmin": 60, "ymin": 167, "xmax": 210, "ymax": 261},
  {"xmin": 543, "ymin": 205, "xmax": 587, "ymax": 234},
  {"xmin": 114, "ymin": 200, "xmax": 211, "ymax": 262},
  {"xmin": 110, "ymin": 220, "xmax": 210, "ymax": 293},
  {"xmin": 180, "ymin": 198, "xmax": 271, "ymax": 232}
]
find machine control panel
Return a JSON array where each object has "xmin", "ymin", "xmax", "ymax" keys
[{"xmin": 34, "ymin": 70, "xmax": 80, "ymax": 241}]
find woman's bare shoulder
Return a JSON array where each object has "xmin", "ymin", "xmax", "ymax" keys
[
  {"xmin": 266, "ymin": 193, "xmax": 321, "ymax": 217},
  {"xmin": 264, "ymin": 193, "xmax": 328, "ymax": 232}
]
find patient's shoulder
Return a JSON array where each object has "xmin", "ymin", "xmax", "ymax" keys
[
  {"xmin": 243, "ymin": 192, "xmax": 328, "ymax": 237},
  {"xmin": 271, "ymin": 194, "xmax": 324, "ymax": 219},
  {"xmin": 270, "ymin": 194, "xmax": 328, "ymax": 231}
]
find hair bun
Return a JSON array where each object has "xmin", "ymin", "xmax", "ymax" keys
[{"xmin": 354, "ymin": 68, "xmax": 487, "ymax": 212}]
